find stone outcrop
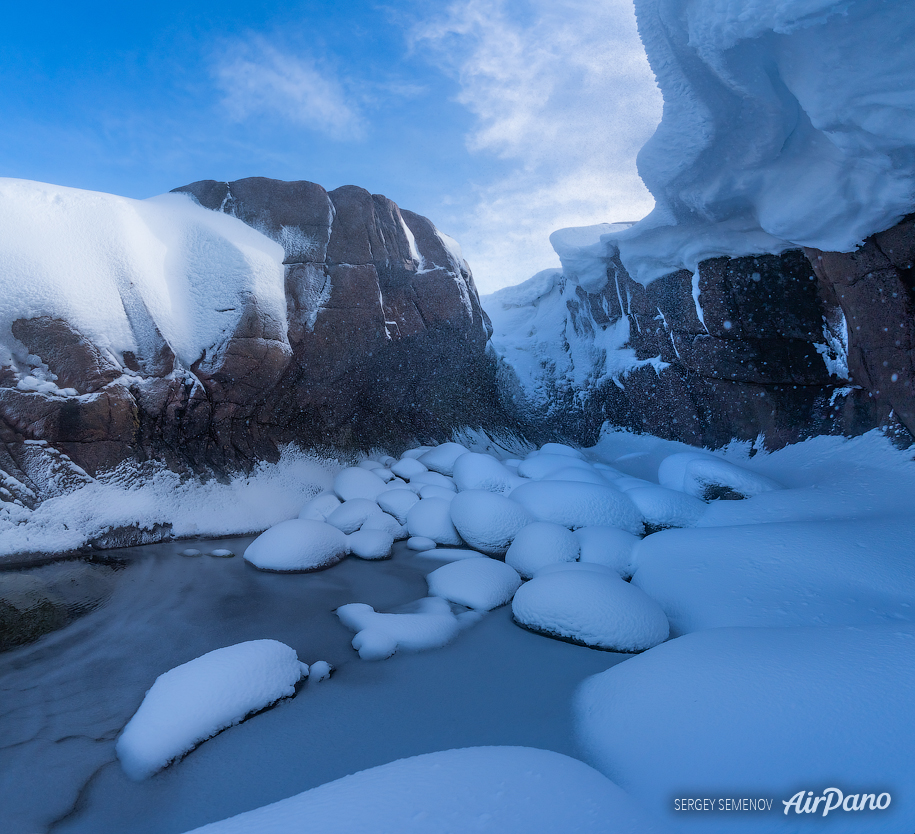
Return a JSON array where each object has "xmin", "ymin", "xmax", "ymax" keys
[{"xmin": 0, "ymin": 178, "xmax": 507, "ymax": 509}]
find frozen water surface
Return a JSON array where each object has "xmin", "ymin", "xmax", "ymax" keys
[{"xmin": 0, "ymin": 538, "xmax": 622, "ymax": 834}]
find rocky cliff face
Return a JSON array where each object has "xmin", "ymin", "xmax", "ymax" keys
[
  {"xmin": 0, "ymin": 178, "xmax": 505, "ymax": 510},
  {"xmin": 488, "ymin": 234, "xmax": 902, "ymax": 449}
]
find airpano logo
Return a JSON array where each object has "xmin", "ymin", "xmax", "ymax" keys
[{"xmin": 783, "ymin": 788, "xmax": 891, "ymax": 816}]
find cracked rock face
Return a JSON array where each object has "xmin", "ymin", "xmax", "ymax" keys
[{"xmin": 0, "ymin": 177, "xmax": 505, "ymax": 515}]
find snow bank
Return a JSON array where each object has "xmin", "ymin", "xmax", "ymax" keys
[
  {"xmin": 426, "ymin": 559, "xmax": 522, "ymax": 611},
  {"xmin": 243, "ymin": 519, "xmax": 349, "ymax": 572},
  {"xmin": 117, "ymin": 640, "xmax": 307, "ymax": 780},
  {"xmin": 0, "ymin": 179, "xmax": 286, "ymax": 368},
  {"xmin": 575, "ymin": 625, "xmax": 915, "ymax": 833},
  {"xmin": 336, "ymin": 597, "xmax": 477, "ymax": 661},
  {"xmin": 179, "ymin": 747, "xmax": 668, "ymax": 834},
  {"xmin": 512, "ymin": 571, "xmax": 669, "ymax": 652}
]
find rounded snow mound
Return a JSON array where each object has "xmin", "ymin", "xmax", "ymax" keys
[
  {"xmin": 426, "ymin": 559, "xmax": 522, "ymax": 611},
  {"xmin": 333, "ymin": 467, "xmax": 389, "ymax": 502},
  {"xmin": 512, "ymin": 571, "xmax": 669, "ymax": 652},
  {"xmin": 244, "ymin": 519, "xmax": 349, "ymax": 572},
  {"xmin": 575, "ymin": 526, "xmax": 640, "ymax": 579},
  {"xmin": 658, "ymin": 452, "xmax": 782, "ymax": 500},
  {"xmin": 178, "ymin": 746, "xmax": 662, "ymax": 834},
  {"xmin": 450, "ymin": 490, "xmax": 535, "ymax": 556},
  {"xmin": 510, "ymin": 480, "xmax": 644, "ymax": 535},
  {"xmin": 117, "ymin": 640, "xmax": 307, "ymax": 780},
  {"xmin": 406, "ymin": 498, "xmax": 463, "ymax": 546},
  {"xmin": 626, "ymin": 485, "xmax": 707, "ymax": 529},
  {"xmin": 452, "ymin": 453, "xmax": 524, "ymax": 494},
  {"xmin": 505, "ymin": 521, "xmax": 580, "ymax": 579}
]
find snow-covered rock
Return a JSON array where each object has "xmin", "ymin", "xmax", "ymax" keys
[
  {"xmin": 178, "ymin": 747, "xmax": 665, "ymax": 834},
  {"xmin": 376, "ymin": 488, "xmax": 420, "ymax": 524},
  {"xmin": 346, "ymin": 529, "xmax": 395, "ymax": 560},
  {"xmin": 116, "ymin": 640, "xmax": 307, "ymax": 780},
  {"xmin": 406, "ymin": 536, "xmax": 437, "ymax": 552},
  {"xmin": 405, "ymin": 498, "xmax": 463, "ymax": 546},
  {"xmin": 505, "ymin": 522, "xmax": 580, "ymax": 580},
  {"xmin": 410, "ymin": 470, "xmax": 457, "ymax": 490},
  {"xmin": 658, "ymin": 452, "xmax": 783, "ymax": 499},
  {"xmin": 243, "ymin": 519, "xmax": 349, "ymax": 572},
  {"xmin": 625, "ymin": 485, "xmax": 706, "ymax": 529},
  {"xmin": 332, "ymin": 467, "xmax": 389, "ymax": 502},
  {"xmin": 426, "ymin": 559, "xmax": 522, "ymax": 611},
  {"xmin": 418, "ymin": 485, "xmax": 457, "ymax": 502},
  {"xmin": 412, "ymin": 547, "xmax": 487, "ymax": 562},
  {"xmin": 325, "ymin": 498, "xmax": 384, "ymax": 534},
  {"xmin": 336, "ymin": 597, "xmax": 477, "ymax": 661},
  {"xmin": 452, "ymin": 453, "xmax": 524, "ymax": 494},
  {"xmin": 417, "ymin": 442, "xmax": 470, "ymax": 476},
  {"xmin": 575, "ymin": 526, "xmax": 640, "ymax": 579},
  {"xmin": 510, "ymin": 481, "xmax": 643, "ymax": 535},
  {"xmin": 450, "ymin": 490, "xmax": 536, "ymax": 556},
  {"xmin": 391, "ymin": 457, "xmax": 428, "ymax": 480},
  {"xmin": 517, "ymin": 453, "xmax": 597, "ymax": 480},
  {"xmin": 512, "ymin": 571, "xmax": 669, "ymax": 652},
  {"xmin": 575, "ymin": 625, "xmax": 915, "ymax": 833},
  {"xmin": 359, "ymin": 511, "xmax": 407, "ymax": 541},
  {"xmin": 297, "ymin": 492, "xmax": 342, "ymax": 522}
]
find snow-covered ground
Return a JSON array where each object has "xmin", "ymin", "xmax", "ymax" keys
[{"xmin": 2, "ymin": 428, "xmax": 913, "ymax": 833}]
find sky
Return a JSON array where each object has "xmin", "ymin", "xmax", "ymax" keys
[{"xmin": 0, "ymin": 0, "xmax": 663, "ymax": 293}]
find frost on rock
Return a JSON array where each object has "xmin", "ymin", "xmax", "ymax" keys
[
  {"xmin": 116, "ymin": 640, "xmax": 307, "ymax": 780},
  {"xmin": 243, "ymin": 519, "xmax": 349, "ymax": 572},
  {"xmin": 450, "ymin": 490, "xmax": 536, "ymax": 556},
  {"xmin": 512, "ymin": 571, "xmax": 669, "ymax": 653},
  {"xmin": 426, "ymin": 559, "xmax": 522, "ymax": 611},
  {"xmin": 510, "ymin": 481, "xmax": 644, "ymax": 536},
  {"xmin": 178, "ymin": 747, "xmax": 663, "ymax": 834},
  {"xmin": 505, "ymin": 522, "xmax": 580, "ymax": 580},
  {"xmin": 575, "ymin": 527, "xmax": 640, "ymax": 579},
  {"xmin": 657, "ymin": 452, "xmax": 782, "ymax": 500},
  {"xmin": 336, "ymin": 597, "xmax": 478, "ymax": 661}
]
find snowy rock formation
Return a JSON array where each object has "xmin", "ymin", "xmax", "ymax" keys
[{"xmin": 0, "ymin": 178, "xmax": 505, "ymax": 518}]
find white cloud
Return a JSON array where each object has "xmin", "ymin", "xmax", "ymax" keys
[
  {"xmin": 214, "ymin": 38, "xmax": 366, "ymax": 141},
  {"xmin": 413, "ymin": 0, "xmax": 662, "ymax": 292}
]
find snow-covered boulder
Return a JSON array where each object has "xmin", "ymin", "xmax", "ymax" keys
[
  {"xmin": 116, "ymin": 640, "xmax": 308, "ymax": 780},
  {"xmin": 417, "ymin": 442, "xmax": 470, "ymax": 476},
  {"xmin": 359, "ymin": 511, "xmax": 407, "ymax": 540},
  {"xmin": 418, "ymin": 485, "xmax": 457, "ymax": 502},
  {"xmin": 512, "ymin": 571, "xmax": 669, "ymax": 652},
  {"xmin": 410, "ymin": 470, "xmax": 457, "ymax": 491},
  {"xmin": 243, "ymin": 519, "xmax": 349, "ymax": 572},
  {"xmin": 336, "ymin": 597, "xmax": 478, "ymax": 661},
  {"xmin": 391, "ymin": 457, "xmax": 428, "ymax": 480},
  {"xmin": 452, "ymin": 453, "xmax": 524, "ymax": 494},
  {"xmin": 426, "ymin": 559, "xmax": 522, "ymax": 611},
  {"xmin": 325, "ymin": 498, "xmax": 384, "ymax": 534},
  {"xmin": 518, "ymin": 453, "xmax": 596, "ymax": 480},
  {"xmin": 406, "ymin": 536, "xmax": 437, "ymax": 551},
  {"xmin": 658, "ymin": 452, "xmax": 782, "ymax": 500},
  {"xmin": 333, "ymin": 467, "xmax": 390, "ymax": 502},
  {"xmin": 625, "ymin": 485, "xmax": 706, "ymax": 529},
  {"xmin": 575, "ymin": 526, "xmax": 640, "ymax": 579},
  {"xmin": 406, "ymin": 498, "xmax": 463, "ymax": 546},
  {"xmin": 450, "ymin": 490, "xmax": 536, "ymax": 556},
  {"xmin": 376, "ymin": 488, "xmax": 420, "ymax": 524},
  {"xmin": 510, "ymin": 481, "xmax": 643, "ymax": 535},
  {"xmin": 412, "ymin": 547, "xmax": 487, "ymax": 562},
  {"xmin": 177, "ymin": 747, "xmax": 664, "ymax": 834},
  {"xmin": 505, "ymin": 522, "xmax": 580, "ymax": 579},
  {"xmin": 297, "ymin": 492, "xmax": 342, "ymax": 521},
  {"xmin": 347, "ymin": 529, "xmax": 395, "ymax": 560}
]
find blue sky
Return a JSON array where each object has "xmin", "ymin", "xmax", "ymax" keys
[{"xmin": 0, "ymin": 0, "xmax": 662, "ymax": 292}]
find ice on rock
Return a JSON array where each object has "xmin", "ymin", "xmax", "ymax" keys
[
  {"xmin": 510, "ymin": 481, "xmax": 644, "ymax": 535},
  {"xmin": 325, "ymin": 499, "xmax": 384, "ymax": 534},
  {"xmin": 333, "ymin": 467, "xmax": 389, "ymax": 502},
  {"xmin": 244, "ymin": 519, "xmax": 349, "ymax": 572},
  {"xmin": 178, "ymin": 746, "xmax": 662, "ymax": 834},
  {"xmin": 450, "ymin": 490, "xmax": 536, "ymax": 556},
  {"xmin": 376, "ymin": 489, "xmax": 419, "ymax": 524},
  {"xmin": 505, "ymin": 522, "xmax": 580, "ymax": 580},
  {"xmin": 406, "ymin": 536, "xmax": 437, "ymax": 552},
  {"xmin": 512, "ymin": 571, "xmax": 669, "ymax": 652},
  {"xmin": 418, "ymin": 485, "xmax": 457, "ymax": 502},
  {"xmin": 452, "ymin": 453, "xmax": 525, "ymax": 495},
  {"xmin": 359, "ymin": 511, "xmax": 407, "ymax": 541},
  {"xmin": 406, "ymin": 498, "xmax": 463, "ymax": 546},
  {"xmin": 336, "ymin": 597, "xmax": 476, "ymax": 661},
  {"xmin": 538, "ymin": 443, "xmax": 585, "ymax": 459},
  {"xmin": 426, "ymin": 559, "xmax": 522, "ymax": 611},
  {"xmin": 658, "ymin": 452, "xmax": 782, "ymax": 500},
  {"xmin": 417, "ymin": 442, "xmax": 470, "ymax": 476},
  {"xmin": 625, "ymin": 486, "xmax": 706, "ymax": 529},
  {"xmin": 574, "ymin": 625, "xmax": 915, "ymax": 834},
  {"xmin": 518, "ymin": 454, "xmax": 597, "ymax": 480},
  {"xmin": 575, "ymin": 527, "xmax": 640, "ymax": 579},
  {"xmin": 347, "ymin": 529, "xmax": 395, "ymax": 561},
  {"xmin": 409, "ymin": 470, "xmax": 457, "ymax": 491},
  {"xmin": 116, "ymin": 640, "xmax": 307, "ymax": 780},
  {"xmin": 297, "ymin": 492, "xmax": 342, "ymax": 522},
  {"xmin": 391, "ymin": 457, "xmax": 428, "ymax": 480}
]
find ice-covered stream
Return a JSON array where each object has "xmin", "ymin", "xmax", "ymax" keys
[{"xmin": 0, "ymin": 539, "xmax": 619, "ymax": 834}]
